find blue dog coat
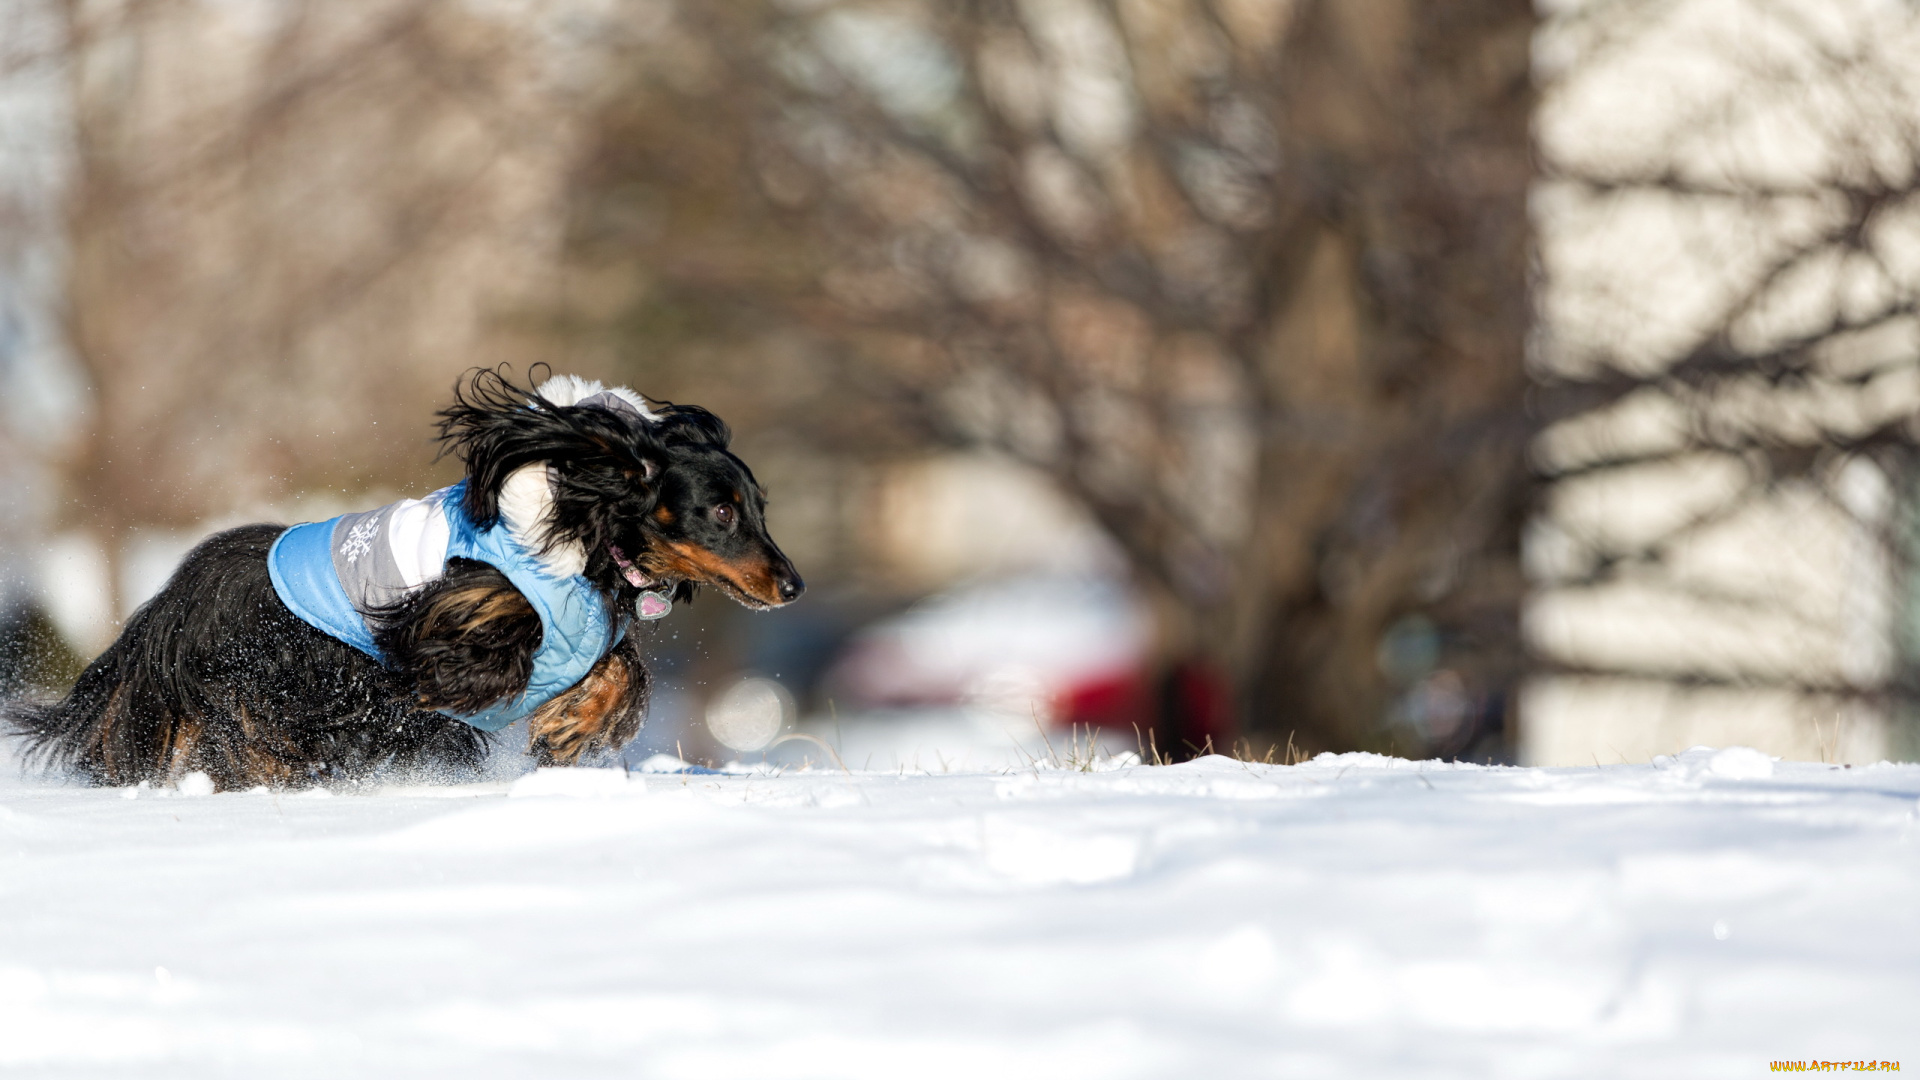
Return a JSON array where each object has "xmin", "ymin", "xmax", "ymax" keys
[{"xmin": 267, "ymin": 480, "xmax": 624, "ymax": 732}]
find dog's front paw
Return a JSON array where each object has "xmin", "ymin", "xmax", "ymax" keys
[{"xmin": 526, "ymin": 648, "xmax": 645, "ymax": 766}]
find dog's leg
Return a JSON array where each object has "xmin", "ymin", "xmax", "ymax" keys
[
  {"xmin": 377, "ymin": 559, "xmax": 648, "ymax": 767},
  {"xmin": 525, "ymin": 636, "xmax": 649, "ymax": 766}
]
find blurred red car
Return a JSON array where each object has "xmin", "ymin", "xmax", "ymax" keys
[{"xmin": 824, "ymin": 575, "xmax": 1157, "ymax": 731}]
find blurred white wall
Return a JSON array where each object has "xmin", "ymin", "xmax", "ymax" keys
[{"xmin": 1527, "ymin": 0, "xmax": 1920, "ymax": 764}]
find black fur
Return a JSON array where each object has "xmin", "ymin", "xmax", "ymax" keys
[
  {"xmin": 370, "ymin": 558, "xmax": 543, "ymax": 715},
  {"xmin": 434, "ymin": 370, "xmax": 799, "ymax": 610},
  {"xmin": 4, "ymin": 369, "xmax": 802, "ymax": 789},
  {"xmin": 6, "ymin": 525, "xmax": 489, "ymax": 789}
]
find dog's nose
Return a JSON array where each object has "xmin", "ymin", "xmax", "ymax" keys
[{"xmin": 776, "ymin": 573, "xmax": 805, "ymax": 604}]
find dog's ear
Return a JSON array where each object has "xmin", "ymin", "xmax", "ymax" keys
[
  {"xmin": 437, "ymin": 368, "xmax": 662, "ymax": 527},
  {"xmin": 649, "ymin": 404, "xmax": 731, "ymax": 449}
]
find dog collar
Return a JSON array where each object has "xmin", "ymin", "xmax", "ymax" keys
[{"xmin": 609, "ymin": 544, "xmax": 673, "ymax": 620}]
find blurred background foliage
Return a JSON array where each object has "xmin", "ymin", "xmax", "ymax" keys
[
  {"xmin": 3, "ymin": 0, "xmax": 1919, "ymax": 766},
  {"xmin": 561, "ymin": 0, "xmax": 1532, "ymax": 762}
]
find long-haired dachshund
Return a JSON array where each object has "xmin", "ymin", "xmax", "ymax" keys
[{"xmin": 5, "ymin": 369, "xmax": 802, "ymax": 789}]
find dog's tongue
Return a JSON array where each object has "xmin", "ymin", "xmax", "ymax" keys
[
  {"xmin": 608, "ymin": 545, "xmax": 652, "ymax": 589},
  {"xmin": 610, "ymin": 544, "xmax": 670, "ymax": 617}
]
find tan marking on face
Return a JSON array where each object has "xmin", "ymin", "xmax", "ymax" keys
[
  {"xmin": 655, "ymin": 540, "xmax": 783, "ymax": 606},
  {"xmin": 653, "ymin": 504, "xmax": 675, "ymax": 524}
]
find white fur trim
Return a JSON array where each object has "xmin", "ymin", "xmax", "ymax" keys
[
  {"xmin": 498, "ymin": 463, "xmax": 587, "ymax": 578},
  {"xmin": 534, "ymin": 374, "xmax": 660, "ymax": 420},
  {"xmin": 387, "ymin": 495, "xmax": 451, "ymax": 587}
]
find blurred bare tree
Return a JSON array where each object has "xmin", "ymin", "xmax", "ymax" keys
[
  {"xmin": 45, "ymin": 0, "xmax": 608, "ymax": 612},
  {"xmin": 561, "ymin": 0, "xmax": 1535, "ymax": 754},
  {"xmin": 18, "ymin": 0, "xmax": 1920, "ymax": 764},
  {"xmin": 1, "ymin": 0, "xmax": 87, "ymax": 688},
  {"xmin": 1529, "ymin": 0, "xmax": 1920, "ymax": 762}
]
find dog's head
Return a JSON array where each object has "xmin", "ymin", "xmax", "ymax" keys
[{"xmin": 435, "ymin": 369, "xmax": 804, "ymax": 611}]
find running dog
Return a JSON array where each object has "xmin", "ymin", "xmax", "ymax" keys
[{"xmin": 5, "ymin": 369, "xmax": 802, "ymax": 789}]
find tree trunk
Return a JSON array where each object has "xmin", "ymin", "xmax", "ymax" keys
[{"xmin": 1234, "ymin": 0, "xmax": 1535, "ymax": 752}]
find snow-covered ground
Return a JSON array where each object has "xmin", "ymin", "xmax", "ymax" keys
[{"xmin": 2, "ymin": 745, "xmax": 1917, "ymax": 1078}]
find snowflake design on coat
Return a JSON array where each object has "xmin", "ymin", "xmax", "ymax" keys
[{"xmin": 340, "ymin": 518, "xmax": 380, "ymax": 565}]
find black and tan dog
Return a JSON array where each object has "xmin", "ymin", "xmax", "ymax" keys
[{"xmin": 5, "ymin": 369, "xmax": 802, "ymax": 789}]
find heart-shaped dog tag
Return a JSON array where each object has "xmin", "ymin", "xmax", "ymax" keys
[{"xmin": 636, "ymin": 591, "xmax": 673, "ymax": 620}]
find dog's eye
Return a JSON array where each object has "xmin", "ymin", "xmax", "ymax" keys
[{"xmin": 713, "ymin": 504, "xmax": 735, "ymax": 526}]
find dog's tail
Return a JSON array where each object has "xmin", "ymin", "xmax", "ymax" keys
[
  {"xmin": 2, "ymin": 694, "xmax": 63, "ymax": 768},
  {"xmin": 8, "ymin": 524, "xmax": 498, "ymax": 789},
  {"xmin": 6, "ymin": 678, "xmax": 103, "ymax": 778},
  {"xmin": 3, "ymin": 606, "xmax": 168, "ymax": 784},
  {"xmin": 3, "ymin": 525, "xmax": 294, "ymax": 786}
]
